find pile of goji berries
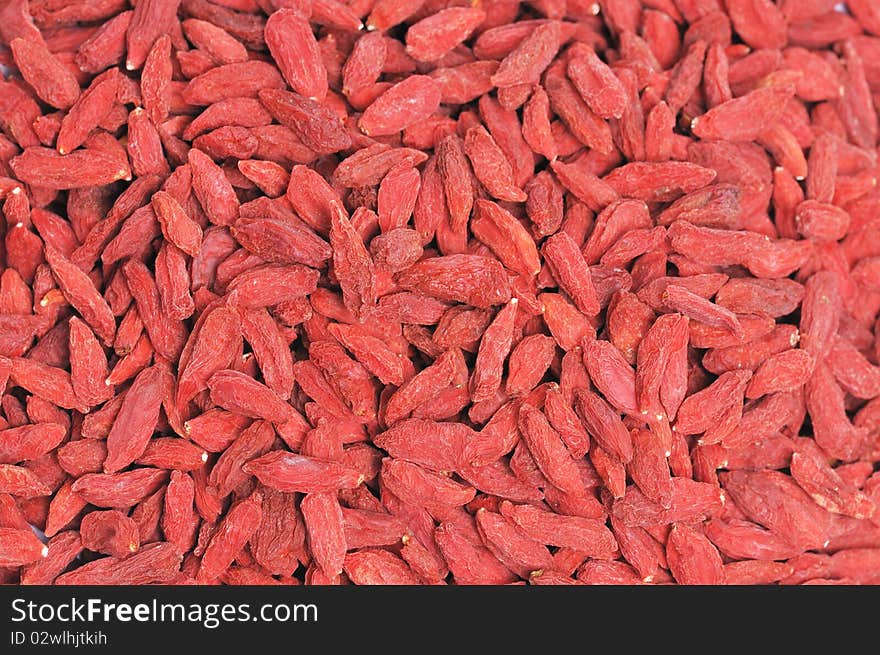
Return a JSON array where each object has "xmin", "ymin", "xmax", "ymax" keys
[{"xmin": 1, "ymin": 0, "xmax": 879, "ymax": 585}]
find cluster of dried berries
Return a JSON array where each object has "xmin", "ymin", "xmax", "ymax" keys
[{"xmin": 1, "ymin": 0, "xmax": 880, "ymax": 586}]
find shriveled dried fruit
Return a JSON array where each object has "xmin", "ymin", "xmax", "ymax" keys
[{"xmin": 0, "ymin": 0, "xmax": 877, "ymax": 588}]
